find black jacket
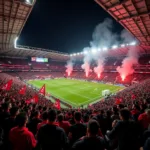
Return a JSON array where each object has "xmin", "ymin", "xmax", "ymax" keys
[
  {"xmin": 37, "ymin": 124, "xmax": 68, "ymax": 150},
  {"xmin": 108, "ymin": 120, "xmax": 141, "ymax": 150},
  {"xmin": 72, "ymin": 136, "xmax": 105, "ymax": 150}
]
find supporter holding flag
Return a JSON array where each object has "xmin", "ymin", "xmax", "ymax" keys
[
  {"xmin": 25, "ymin": 94, "xmax": 38, "ymax": 104},
  {"xmin": 1, "ymin": 79, "xmax": 13, "ymax": 91},
  {"xmin": 54, "ymin": 99, "xmax": 61, "ymax": 110},
  {"xmin": 39, "ymin": 84, "xmax": 46, "ymax": 96},
  {"xmin": 19, "ymin": 85, "xmax": 26, "ymax": 95}
]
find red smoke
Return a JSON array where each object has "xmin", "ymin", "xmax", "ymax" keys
[
  {"xmin": 66, "ymin": 60, "xmax": 73, "ymax": 77},
  {"xmin": 94, "ymin": 59, "xmax": 104, "ymax": 79},
  {"xmin": 81, "ymin": 62, "xmax": 91, "ymax": 78},
  {"xmin": 116, "ymin": 47, "xmax": 138, "ymax": 80}
]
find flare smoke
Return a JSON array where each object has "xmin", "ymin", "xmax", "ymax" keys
[
  {"xmin": 65, "ymin": 60, "xmax": 74, "ymax": 76},
  {"xmin": 116, "ymin": 47, "xmax": 139, "ymax": 81},
  {"xmin": 94, "ymin": 59, "xmax": 105, "ymax": 78}
]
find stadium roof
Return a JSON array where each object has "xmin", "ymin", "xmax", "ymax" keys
[
  {"xmin": 0, "ymin": 0, "xmax": 150, "ymax": 60},
  {"xmin": 0, "ymin": 0, "xmax": 69, "ymax": 60},
  {"xmin": 95, "ymin": 0, "xmax": 150, "ymax": 46},
  {"xmin": 0, "ymin": 0, "xmax": 35, "ymax": 50}
]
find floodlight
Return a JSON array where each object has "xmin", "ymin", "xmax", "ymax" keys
[
  {"xmin": 112, "ymin": 45, "xmax": 118, "ymax": 49},
  {"xmin": 70, "ymin": 54, "xmax": 72, "ymax": 57},
  {"xmin": 126, "ymin": 43, "xmax": 129, "ymax": 46},
  {"xmin": 25, "ymin": 0, "xmax": 34, "ymax": 5},
  {"xmin": 129, "ymin": 41, "xmax": 136, "ymax": 45},
  {"xmin": 77, "ymin": 53, "xmax": 80, "ymax": 55},
  {"xmin": 103, "ymin": 47, "xmax": 108, "ymax": 51},
  {"xmin": 73, "ymin": 53, "xmax": 76, "ymax": 56},
  {"xmin": 91, "ymin": 48, "xmax": 97, "ymax": 54},
  {"xmin": 121, "ymin": 44, "xmax": 125, "ymax": 47},
  {"xmin": 83, "ymin": 50, "xmax": 88, "ymax": 54},
  {"xmin": 14, "ymin": 37, "xmax": 18, "ymax": 48},
  {"xmin": 98, "ymin": 48, "xmax": 101, "ymax": 51}
]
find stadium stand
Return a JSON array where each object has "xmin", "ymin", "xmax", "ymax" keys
[{"xmin": 0, "ymin": 0, "xmax": 150, "ymax": 150}]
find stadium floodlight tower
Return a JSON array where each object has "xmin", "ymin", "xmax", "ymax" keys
[{"xmin": 20, "ymin": 0, "xmax": 35, "ymax": 5}]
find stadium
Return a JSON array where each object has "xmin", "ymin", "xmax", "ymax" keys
[{"xmin": 0, "ymin": 0, "xmax": 150, "ymax": 150}]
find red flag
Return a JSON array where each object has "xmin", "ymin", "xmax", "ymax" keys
[
  {"xmin": 39, "ymin": 84, "xmax": 46, "ymax": 96},
  {"xmin": 131, "ymin": 94, "xmax": 136, "ymax": 100},
  {"xmin": 2, "ymin": 79, "xmax": 13, "ymax": 91},
  {"xmin": 26, "ymin": 94, "xmax": 38, "ymax": 104},
  {"xmin": 19, "ymin": 85, "xmax": 26, "ymax": 95},
  {"xmin": 54, "ymin": 99, "xmax": 60, "ymax": 110},
  {"xmin": 115, "ymin": 98, "xmax": 122, "ymax": 105},
  {"xmin": 31, "ymin": 94, "xmax": 38, "ymax": 103},
  {"xmin": 78, "ymin": 107, "xmax": 80, "ymax": 112}
]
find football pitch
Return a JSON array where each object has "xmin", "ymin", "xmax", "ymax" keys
[{"xmin": 28, "ymin": 78, "xmax": 124, "ymax": 108}]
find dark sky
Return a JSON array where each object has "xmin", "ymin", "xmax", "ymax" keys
[{"xmin": 18, "ymin": 0, "xmax": 123, "ymax": 53}]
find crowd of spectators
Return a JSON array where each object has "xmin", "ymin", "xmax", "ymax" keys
[{"xmin": 0, "ymin": 71, "xmax": 150, "ymax": 150}]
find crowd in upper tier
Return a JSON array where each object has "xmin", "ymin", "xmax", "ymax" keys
[{"xmin": 0, "ymin": 71, "xmax": 150, "ymax": 150}]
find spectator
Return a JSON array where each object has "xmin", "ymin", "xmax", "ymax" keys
[
  {"xmin": 3, "ymin": 106, "xmax": 19, "ymax": 149},
  {"xmin": 0, "ymin": 128, "xmax": 4, "ymax": 150},
  {"xmin": 27, "ymin": 110, "xmax": 42, "ymax": 135},
  {"xmin": 37, "ymin": 109, "xmax": 68, "ymax": 150},
  {"xmin": 57, "ymin": 113, "xmax": 71, "ymax": 135},
  {"xmin": 144, "ymin": 137, "xmax": 150, "ymax": 150},
  {"xmin": 69, "ymin": 111, "xmax": 86, "ymax": 146},
  {"xmin": 37, "ymin": 111, "xmax": 48, "ymax": 131},
  {"xmin": 0, "ymin": 102, "xmax": 10, "ymax": 127},
  {"xmin": 138, "ymin": 109, "xmax": 150, "ymax": 130},
  {"xmin": 106, "ymin": 119, "xmax": 119, "ymax": 150},
  {"xmin": 9, "ymin": 112, "xmax": 36, "ymax": 150},
  {"xmin": 83, "ymin": 114, "xmax": 89, "ymax": 124},
  {"xmin": 108, "ymin": 109, "xmax": 141, "ymax": 150},
  {"xmin": 72, "ymin": 120, "xmax": 105, "ymax": 150}
]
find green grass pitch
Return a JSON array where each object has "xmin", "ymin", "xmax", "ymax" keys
[{"xmin": 28, "ymin": 78, "xmax": 124, "ymax": 108}]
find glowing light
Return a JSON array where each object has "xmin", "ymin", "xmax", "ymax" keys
[
  {"xmin": 126, "ymin": 43, "xmax": 129, "ymax": 46},
  {"xmin": 80, "ymin": 52, "xmax": 83, "ymax": 54},
  {"xmin": 98, "ymin": 73, "xmax": 100, "ymax": 78},
  {"xmin": 102, "ymin": 47, "xmax": 108, "ymax": 51},
  {"xmin": 129, "ymin": 41, "xmax": 136, "ymax": 45},
  {"xmin": 86, "ymin": 72, "xmax": 88, "ymax": 77},
  {"xmin": 112, "ymin": 45, "xmax": 118, "ymax": 49},
  {"xmin": 83, "ymin": 50, "xmax": 88, "ymax": 54},
  {"xmin": 73, "ymin": 53, "xmax": 76, "ymax": 56},
  {"xmin": 77, "ymin": 53, "xmax": 80, "ymax": 55},
  {"xmin": 14, "ymin": 37, "xmax": 18, "ymax": 48},
  {"xmin": 121, "ymin": 75, "xmax": 125, "ymax": 81},
  {"xmin": 91, "ymin": 48, "xmax": 97, "ymax": 54},
  {"xmin": 70, "ymin": 54, "xmax": 72, "ymax": 57},
  {"xmin": 68, "ymin": 71, "xmax": 71, "ymax": 76},
  {"xmin": 98, "ymin": 48, "xmax": 101, "ymax": 51},
  {"xmin": 121, "ymin": 44, "xmax": 125, "ymax": 47}
]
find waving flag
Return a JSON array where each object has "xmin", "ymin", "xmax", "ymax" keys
[
  {"xmin": 26, "ymin": 94, "xmax": 38, "ymax": 104},
  {"xmin": 31, "ymin": 94, "xmax": 38, "ymax": 103},
  {"xmin": 2, "ymin": 79, "xmax": 13, "ymax": 91},
  {"xmin": 115, "ymin": 98, "xmax": 122, "ymax": 105},
  {"xmin": 19, "ymin": 85, "xmax": 26, "ymax": 95},
  {"xmin": 39, "ymin": 84, "xmax": 46, "ymax": 96},
  {"xmin": 54, "ymin": 99, "xmax": 60, "ymax": 110}
]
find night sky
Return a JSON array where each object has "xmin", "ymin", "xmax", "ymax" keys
[{"xmin": 18, "ymin": 0, "xmax": 123, "ymax": 53}]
